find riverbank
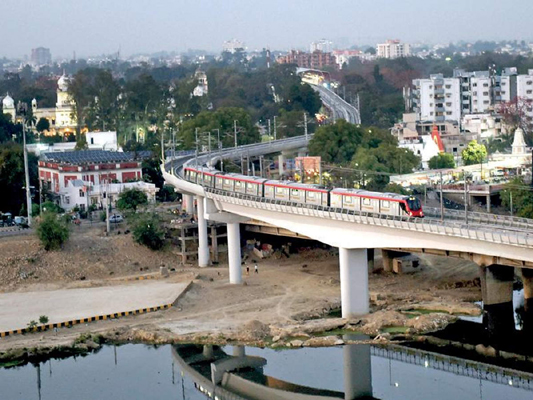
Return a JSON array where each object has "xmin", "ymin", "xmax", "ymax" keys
[{"xmin": 0, "ymin": 225, "xmax": 484, "ymax": 363}]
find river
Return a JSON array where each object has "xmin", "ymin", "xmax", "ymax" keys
[{"xmin": 2, "ymin": 340, "xmax": 532, "ymax": 400}]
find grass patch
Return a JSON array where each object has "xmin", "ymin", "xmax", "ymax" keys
[
  {"xmin": 381, "ymin": 326, "xmax": 409, "ymax": 334},
  {"xmin": 0, "ymin": 359, "xmax": 25, "ymax": 368},
  {"xmin": 326, "ymin": 308, "xmax": 342, "ymax": 318},
  {"xmin": 404, "ymin": 308, "xmax": 450, "ymax": 315},
  {"xmin": 312, "ymin": 329, "xmax": 362, "ymax": 337}
]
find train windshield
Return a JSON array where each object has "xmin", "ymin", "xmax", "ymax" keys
[{"xmin": 407, "ymin": 197, "xmax": 421, "ymax": 211}]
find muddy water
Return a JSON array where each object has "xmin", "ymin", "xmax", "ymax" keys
[{"xmin": 1, "ymin": 342, "xmax": 532, "ymax": 400}]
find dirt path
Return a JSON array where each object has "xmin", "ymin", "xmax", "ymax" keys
[{"xmin": 0, "ymin": 225, "xmax": 483, "ymax": 352}]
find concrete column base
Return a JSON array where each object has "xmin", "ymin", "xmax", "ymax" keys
[
  {"xmin": 522, "ymin": 268, "xmax": 533, "ymax": 335},
  {"xmin": 480, "ymin": 265, "xmax": 514, "ymax": 340},
  {"xmin": 184, "ymin": 194, "xmax": 194, "ymax": 214},
  {"xmin": 339, "ymin": 248, "xmax": 369, "ymax": 319},
  {"xmin": 197, "ymin": 196, "xmax": 210, "ymax": 267},
  {"xmin": 227, "ymin": 222, "xmax": 242, "ymax": 284},
  {"xmin": 381, "ymin": 249, "xmax": 409, "ymax": 273},
  {"xmin": 343, "ymin": 334, "xmax": 372, "ymax": 400}
]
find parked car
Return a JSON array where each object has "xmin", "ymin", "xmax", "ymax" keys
[
  {"xmin": 14, "ymin": 216, "xmax": 27, "ymax": 226},
  {"xmin": 109, "ymin": 214, "xmax": 124, "ymax": 223}
]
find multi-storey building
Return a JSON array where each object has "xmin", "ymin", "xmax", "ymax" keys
[
  {"xmin": 222, "ymin": 39, "xmax": 245, "ymax": 54},
  {"xmin": 377, "ymin": 40, "xmax": 410, "ymax": 59},
  {"xmin": 412, "ymin": 74, "xmax": 461, "ymax": 122},
  {"xmin": 31, "ymin": 47, "xmax": 52, "ymax": 66},
  {"xmin": 517, "ymin": 69, "xmax": 533, "ymax": 124},
  {"xmin": 277, "ymin": 50, "xmax": 335, "ymax": 69},
  {"xmin": 310, "ymin": 39, "xmax": 333, "ymax": 53},
  {"xmin": 38, "ymin": 150, "xmax": 156, "ymax": 211}
]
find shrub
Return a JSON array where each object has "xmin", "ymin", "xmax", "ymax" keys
[
  {"xmin": 36, "ymin": 212, "xmax": 69, "ymax": 251},
  {"xmin": 132, "ymin": 213, "xmax": 165, "ymax": 250},
  {"xmin": 117, "ymin": 189, "xmax": 148, "ymax": 211}
]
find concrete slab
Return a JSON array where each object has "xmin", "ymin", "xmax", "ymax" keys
[{"xmin": 0, "ymin": 281, "xmax": 189, "ymax": 332}]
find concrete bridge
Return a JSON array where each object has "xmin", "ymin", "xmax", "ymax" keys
[{"xmin": 162, "ymin": 135, "xmax": 533, "ymax": 325}]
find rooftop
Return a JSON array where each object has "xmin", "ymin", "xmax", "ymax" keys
[{"xmin": 42, "ymin": 150, "xmax": 152, "ymax": 165}]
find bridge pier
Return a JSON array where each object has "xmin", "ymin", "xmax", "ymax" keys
[
  {"xmin": 227, "ymin": 222, "xmax": 243, "ymax": 284},
  {"xmin": 197, "ymin": 196, "xmax": 210, "ymax": 267},
  {"xmin": 381, "ymin": 249, "xmax": 410, "ymax": 273},
  {"xmin": 232, "ymin": 345, "xmax": 245, "ymax": 358},
  {"xmin": 521, "ymin": 268, "xmax": 533, "ymax": 335},
  {"xmin": 479, "ymin": 265, "xmax": 515, "ymax": 339},
  {"xmin": 343, "ymin": 334, "xmax": 372, "ymax": 400},
  {"xmin": 278, "ymin": 154, "xmax": 285, "ymax": 178},
  {"xmin": 184, "ymin": 194, "xmax": 195, "ymax": 214},
  {"xmin": 339, "ymin": 248, "xmax": 369, "ymax": 319}
]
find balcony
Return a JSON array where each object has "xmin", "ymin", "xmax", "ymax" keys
[
  {"xmin": 435, "ymin": 107, "xmax": 445, "ymax": 112},
  {"xmin": 434, "ymin": 88, "xmax": 445, "ymax": 95},
  {"xmin": 435, "ymin": 116, "xmax": 446, "ymax": 121}
]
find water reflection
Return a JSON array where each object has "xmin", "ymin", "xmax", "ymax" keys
[{"xmin": 1, "ymin": 341, "xmax": 533, "ymax": 400}]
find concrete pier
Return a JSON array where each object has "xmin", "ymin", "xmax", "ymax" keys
[
  {"xmin": 184, "ymin": 194, "xmax": 195, "ymax": 214},
  {"xmin": 197, "ymin": 196, "xmax": 210, "ymax": 267},
  {"xmin": 479, "ymin": 265, "xmax": 515, "ymax": 339},
  {"xmin": 343, "ymin": 334, "xmax": 372, "ymax": 399},
  {"xmin": 278, "ymin": 154, "xmax": 285, "ymax": 177},
  {"xmin": 227, "ymin": 222, "xmax": 243, "ymax": 284},
  {"xmin": 522, "ymin": 268, "xmax": 533, "ymax": 335},
  {"xmin": 339, "ymin": 248, "xmax": 369, "ymax": 318}
]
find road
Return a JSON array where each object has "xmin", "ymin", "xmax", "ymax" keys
[{"xmin": 311, "ymin": 84, "xmax": 361, "ymax": 124}]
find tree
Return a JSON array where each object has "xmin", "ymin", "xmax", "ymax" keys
[
  {"xmin": 428, "ymin": 153, "xmax": 455, "ymax": 169},
  {"xmin": 132, "ymin": 213, "xmax": 165, "ymax": 250},
  {"xmin": 500, "ymin": 177, "xmax": 533, "ymax": 218},
  {"xmin": 462, "ymin": 140, "xmax": 487, "ymax": 166},
  {"xmin": 117, "ymin": 189, "xmax": 148, "ymax": 211},
  {"xmin": 36, "ymin": 212, "xmax": 70, "ymax": 251},
  {"xmin": 498, "ymin": 97, "xmax": 533, "ymax": 139},
  {"xmin": 308, "ymin": 120, "xmax": 364, "ymax": 164},
  {"xmin": 36, "ymin": 117, "xmax": 50, "ymax": 133},
  {"xmin": 365, "ymin": 47, "xmax": 376, "ymax": 55}
]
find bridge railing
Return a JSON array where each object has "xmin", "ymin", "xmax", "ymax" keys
[
  {"xmin": 424, "ymin": 207, "xmax": 533, "ymax": 231},
  {"xmin": 205, "ymin": 187, "xmax": 533, "ymax": 247}
]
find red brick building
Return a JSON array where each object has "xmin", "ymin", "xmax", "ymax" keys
[{"xmin": 277, "ymin": 50, "xmax": 336, "ymax": 69}]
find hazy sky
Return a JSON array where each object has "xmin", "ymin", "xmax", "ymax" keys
[{"xmin": 3, "ymin": 0, "xmax": 533, "ymax": 58}]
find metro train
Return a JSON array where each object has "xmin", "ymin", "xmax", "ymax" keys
[{"xmin": 184, "ymin": 166, "xmax": 424, "ymax": 218}]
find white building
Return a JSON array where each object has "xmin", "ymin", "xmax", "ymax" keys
[
  {"xmin": 59, "ymin": 179, "xmax": 158, "ymax": 211},
  {"xmin": 413, "ymin": 74, "xmax": 461, "ymax": 122},
  {"xmin": 461, "ymin": 114, "xmax": 502, "ymax": 139},
  {"xmin": 377, "ymin": 40, "xmax": 410, "ymax": 59},
  {"xmin": 517, "ymin": 69, "xmax": 533, "ymax": 122},
  {"xmin": 310, "ymin": 39, "xmax": 333, "ymax": 53},
  {"xmin": 222, "ymin": 39, "xmax": 245, "ymax": 54},
  {"xmin": 399, "ymin": 135, "xmax": 441, "ymax": 170}
]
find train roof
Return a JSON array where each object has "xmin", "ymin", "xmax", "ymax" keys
[
  {"xmin": 331, "ymin": 188, "xmax": 409, "ymax": 200},
  {"xmin": 264, "ymin": 180, "xmax": 329, "ymax": 192},
  {"xmin": 184, "ymin": 166, "xmax": 218, "ymax": 174},
  {"xmin": 218, "ymin": 173, "xmax": 269, "ymax": 183}
]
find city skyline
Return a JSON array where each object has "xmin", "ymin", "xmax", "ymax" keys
[{"xmin": 3, "ymin": 0, "xmax": 533, "ymax": 59}]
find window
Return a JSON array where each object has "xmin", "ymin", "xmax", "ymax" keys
[
  {"xmin": 344, "ymin": 195, "xmax": 352, "ymax": 204},
  {"xmin": 483, "ymin": 92, "xmax": 489, "ymax": 96},
  {"xmin": 382, "ymin": 200, "xmax": 390, "ymax": 208},
  {"xmin": 362, "ymin": 198, "xmax": 371, "ymax": 206},
  {"xmin": 484, "ymin": 100, "xmax": 489, "ymax": 104},
  {"xmin": 307, "ymin": 191, "xmax": 315, "ymax": 199},
  {"xmin": 235, "ymin": 181, "xmax": 242, "ymax": 188},
  {"xmin": 446, "ymin": 111, "xmax": 452, "ymax": 115},
  {"xmin": 224, "ymin": 179, "xmax": 231, "ymax": 185},
  {"xmin": 430, "ymin": 112, "xmax": 434, "ymax": 116},
  {"xmin": 276, "ymin": 187, "xmax": 284, "ymax": 194},
  {"xmin": 527, "ymin": 90, "xmax": 533, "ymax": 95},
  {"xmin": 65, "ymin": 196, "xmax": 70, "ymax": 204},
  {"xmin": 483, "ymin": 83, "xmax": 489, "ymax": 87},
  {"xmin": 445, "ymin": 85, "xmax": 451, "ymax": 89},
  {"xmin": 527, "ymin": 81, "xmax": 533, "ymax": 85},
  {"xmin": 473, "ymin": 83, "xmax": 477, "ymax": 87},
  {"xmin": 79, "ymin": 189, "xmax": 85, "ymax": 197},
  {"xmin": 446, "ymin": 102, "xmax": 452, "ymax": 106},
  {"xmin": 502, "ymin": 82, "xmax": 507, "ymax": 86},
  {"xmin": 291, "ymin": 189, "xmax": 300, "ymax": 196}
]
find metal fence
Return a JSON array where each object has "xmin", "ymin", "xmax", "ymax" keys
[{"xmin": 204, "ymin": 187, "xmax": 533, "ymax": 248}]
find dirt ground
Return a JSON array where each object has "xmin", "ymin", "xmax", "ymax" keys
[{"xmin": 0, "ymin": 220, "xmax": 483, "ymax": 353}]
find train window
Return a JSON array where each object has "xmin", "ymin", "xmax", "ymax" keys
[
  {"xmin": 307, "ymin": 191, "xmax": 315, "ymax": 199},
  {"xmin": 276, "ymin": 187, "xmax": 284, "ymax": 194},
  {"xmin": 235, "ymin": 181, "xmax": 242, "ymax": 188},
  {"xmin": 344, "ymin": 196, "xmax": 352, "ymax": 204},
  {"xmin": 382, "ymin": 200, "xmax": 390, "ymax": 208},
  {"xmin": 291, "ymin": 189, "xmax": 299, "ymax": 196},
  {"xmin": 362, "ymin": 198, "xmax": 371, "ymax": 206},
  {"xmin": 224, "ymin": 179, "xmax": 231, "ymax": 185},
  {"xmin": 407, "ymin": 197, "xmax": 421, "ymax": 210}
]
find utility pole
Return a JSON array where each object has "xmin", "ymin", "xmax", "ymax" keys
[
  {"xmin": 303, "ymin": 112, "xmax": 308, "ymax": 139},
  {"xmin": 259, "ymin": 155, "xmax": 264, "ymax": 177},
  {"xmin": 273, "ymin": 116, "xmax": 277, "ymax": 140},
  {"xmin": 268, "ymin": 119, "xmax": 271, "ymax": 138},
  {"xmin": 510, "ymin": 191, "xmax": 513, "ymax": 217},
  {"xmin": 105, "ymin": 178, "xmax": 110, "ymax": 234},
  {"xmin": 23, "ymin": 122, "xmax": 32, "ymax": 227},
  {"xmin": 464, "ymin": 170, "xmax": 468, "ymax": 225},
  {"xmin": 160, "ymin": 128, "xmax": 164, "ymax": 162},
  {"xmin": 195, "ymin": 128, "xmax": 199, "ymax": 167},
  {"xmin": 439, "ymin": 171, "xmax": 444, "ymax": 222},
  {"xmin": 233, "ymin": 120, "xmax": 238, "ymax": 148}
]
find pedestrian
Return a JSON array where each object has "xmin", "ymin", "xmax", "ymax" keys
[
  {"xmin": 254, "ymin": 263, "xmax": 258, "ymax": 274},
  {"xmin": 246, "ymin": 265, "xmax": 250, "ymax": 275}
]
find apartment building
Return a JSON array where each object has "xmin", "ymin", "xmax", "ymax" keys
[
  {"xmin": 517, "ymin": 69, "xmax": 533, "ymax": 122},
  {"xmin": 412, "ymin": 74, "xmax": 461, "ymax": 122},
  {"xmin": 377, "ymin": 40, "xmax": 410, "ymax": 59},
  {"xmin": 277, "ymin": 50, "xmax": 336, "ymax": 69}
]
